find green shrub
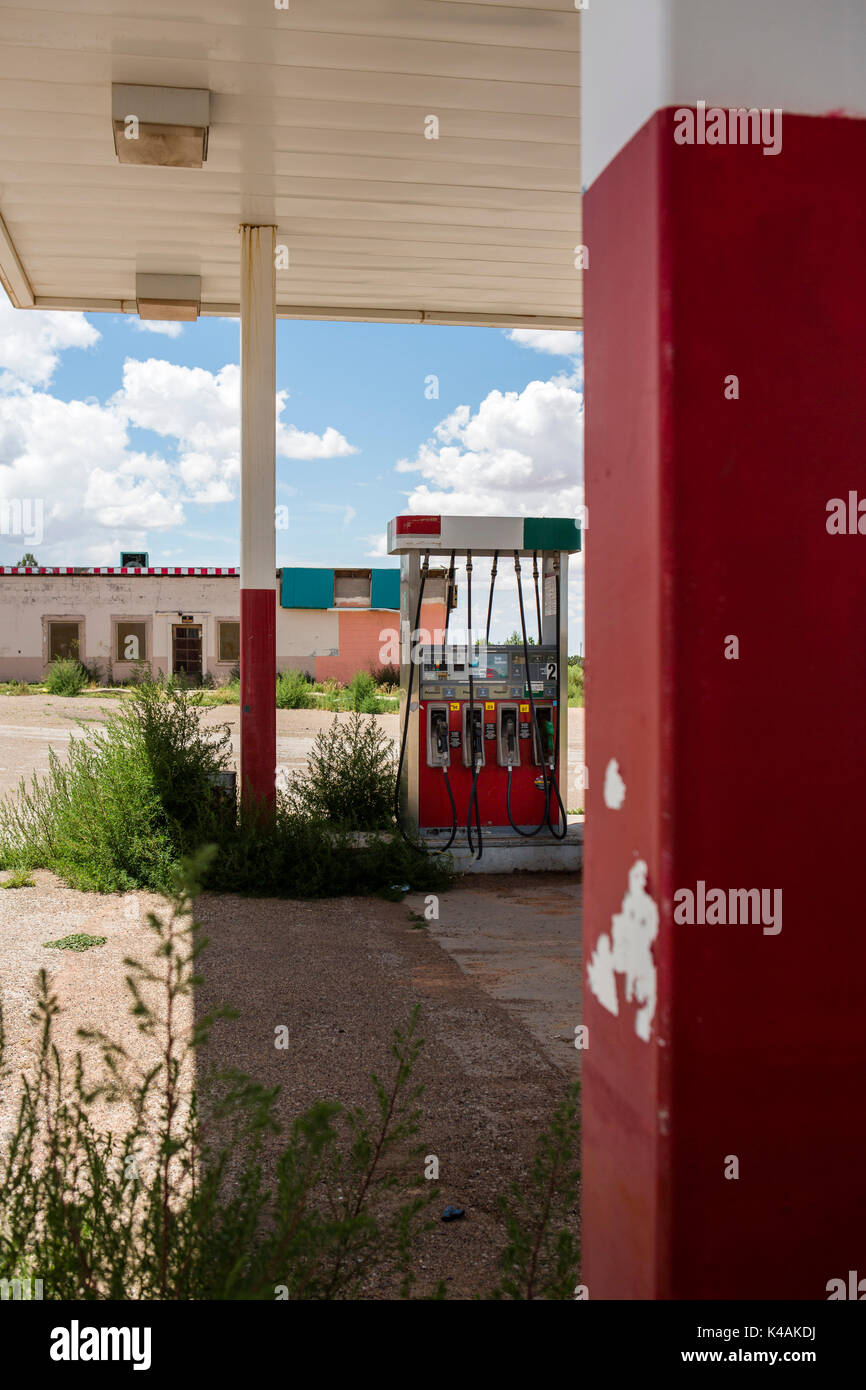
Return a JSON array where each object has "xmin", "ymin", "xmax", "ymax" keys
[
  {"xmin": 0, "ymin": 867, "xmax": 35, "ymax": 889},
  {"xmin": 286, "ymin": 713, "xmax": 395, "ymax": 830},
  {"xmin": 0, "ymin": 681, "xmax": 231, "ymax": 893},
  {"xmin": 567, "ymin": 657, "xmax": 584, "ymax": 708},
  {"xmin": 207, "ymin": 809, "xmax": 452, "ymax": 899},
  {"xmin": 276, "ymin": 669, "xmax": 316, "ymax": 709},
  {"xmin": 79, "ymin": 657, "xmax": 104, "ymax": 687},
  {"xmin": 45, "ymin": 659, "xmax": 88, "ymax": 697},
  {"xmin": 0, "ymin": 680, "xmax": 449, "ymax": 899},
  {"xmin": 370, "ymin": 663, "xmax": 400, "ymax": 689},
  {"xmin": 199, "ymin": 677, "xmax": 240, "ymax": 708},
  {"xmin": 43, "ymin": 933, "xmax": 106, "ymax": 952},
  {"xmin": 346, "ymin": 670, "xmax": 374, "ymax": 709}
]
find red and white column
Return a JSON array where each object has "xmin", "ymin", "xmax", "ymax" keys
[
  {"xmin": 581, "ymin": 2, "xmax": 866, "ymax": 1298},
  {"xmin": 239, "ymin": 224, "xmax": 276, "ymax": 809}
]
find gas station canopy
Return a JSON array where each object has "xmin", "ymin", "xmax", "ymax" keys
[
  {"xmin": 0, "ymin": 0, "xmax": 580, "ymax": 328},
  {"xmin": 388, "ymin": 513, "xmax": 582, "ymax": 556}
]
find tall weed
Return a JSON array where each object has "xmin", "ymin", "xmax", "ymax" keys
[{"xmin": 45, "ymin": 659, "xmax": 88, "ymax": 697}]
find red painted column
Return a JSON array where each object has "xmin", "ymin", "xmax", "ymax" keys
[
  {"xmin": 240, "ymin": 586, "xmax": 276, "ymax": 808},
  {"xmin": 239, "ymin": 224, "xmax": 277, "ymax": 809},
  {"xmin": 584, "ymin": 109, "xmax": 866, "ymax": 1298}
]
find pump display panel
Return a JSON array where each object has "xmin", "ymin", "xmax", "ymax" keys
[{"xmin": 418, "ymin": 643, "xmax": 558, "ymax": 700}]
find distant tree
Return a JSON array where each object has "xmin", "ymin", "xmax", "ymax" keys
[
  {"xmin": 17, "ymin": 552, "xmax": 38, "ymax": 566},
  {"xmin": 502, "ymin": 630, "xmax": 536, "ymax": 646}
]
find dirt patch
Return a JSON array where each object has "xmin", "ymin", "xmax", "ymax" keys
[
  {"xmin": 0, "ymin": 874, "xmax": 579, "ymax": 1300},
  {"xmin": 193, "ymin": 889, "xmax": 573, "ymax": 1298},
  {"xmin": 410, "ymin": 874, "xmax": 582, "ymax": 1074}
]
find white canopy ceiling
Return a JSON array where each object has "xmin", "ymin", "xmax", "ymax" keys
[{"xmin": 0, "ymin": 0, "xmax": 581, "ymax": 327}]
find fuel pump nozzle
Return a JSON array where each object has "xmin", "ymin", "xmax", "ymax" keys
[
  {"xmin": 542, "ymin": 715, "xmax": 555, "ymax": 764},
  {"xmin": 501, "ymin": 710, "xmax": 518, "ymax": 767},
  {"xmin": 434, "ymin": 712, "xmax": 448, "ymax": 758},
  {"xmin": 472, "ymin": 716, "xmax": 484, "ymax": 767}
]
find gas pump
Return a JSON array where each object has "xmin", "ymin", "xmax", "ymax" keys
[
  {"xmin": 509, "ymin": 549, "xmax": 568, "ymax": 841},
  {"xmin": 389, "ymin": 515, "xmax": 581, "ymax": 866}
]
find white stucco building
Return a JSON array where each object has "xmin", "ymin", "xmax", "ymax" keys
[{"xmin": 0, "ymin": 564, "xmax": 447, "ymax": 685}]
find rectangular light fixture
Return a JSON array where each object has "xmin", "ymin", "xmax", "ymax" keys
[
  {"xmin": 112, "ymin": 84, "xmax": 210, "ymax": 168},
  {"xmin": 136, "ymin": 274, "xmax": 201, "ymax": 322}
]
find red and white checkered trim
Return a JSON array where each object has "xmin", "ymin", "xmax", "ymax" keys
[{"xmin": 0, "ymin": 566, "xmax": 239, "ymax": 576}]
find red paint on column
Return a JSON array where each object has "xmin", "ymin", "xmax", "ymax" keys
[
  {"xmin": 240, "ymin": 586, "xmax": 276, "ymax": 808},
  {"xmin": 584, "ymin": 109, "xmax": 667, "ymax": 1301},
  {"xmin": 585, "ymin": 110, "xmax": 866, "ymax": 1299}
]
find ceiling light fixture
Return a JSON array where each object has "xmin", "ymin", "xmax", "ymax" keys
[
  {"xmin": 112, "ymin": 84, "xmax": 210, "ymax": 168},
  {"xmin": 136, "ymin": 273, "xmax": 202, "ymax": 322}
]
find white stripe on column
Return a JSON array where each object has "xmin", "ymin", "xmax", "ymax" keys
[{"xmin": 240, "ymin": 224, "xmax": 276, "ymax": 592}]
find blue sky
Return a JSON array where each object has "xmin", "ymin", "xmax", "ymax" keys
[{"xmin": 0, "ymin": 302, "xmax": 584, "ymax": 643}]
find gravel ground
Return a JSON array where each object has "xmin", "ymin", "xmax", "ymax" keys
[
  {"xmin": 0, "ymin": 871, "xmax": 579, "ymax": 1299},
  {"xmin": 194, "ymin": 885, "xmax": 578, "ymax": 1298},
  {"xmin": 0, "ymin": 695, "xmax": 582, "ymax": 1300}
]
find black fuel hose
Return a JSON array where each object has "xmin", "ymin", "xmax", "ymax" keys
[
  {"xmin": 485, "ymin": 550, "xmax": 498, "ymax": 644},
  {"xmin": 544, "ymin": 555, "xmax": 569, "ymax": 839},
  {"xmin": 465, "ymin": 549, "xmax": 483, "ymax": 860},
  {"xmin": 509, "ymin": 552, "xmax": 549, "ymax": 837},
  {"xmin": 532, "ymin": 550, "xmax": 543, "ymax": 645}
]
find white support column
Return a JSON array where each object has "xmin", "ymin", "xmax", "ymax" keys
[
  {"xmin": 399, "ymin": 550, "xmax": 421, "ymax": 829},
  {"xmin": 239, "ymin": 223, "xmax": 277, "ymax": 806}
]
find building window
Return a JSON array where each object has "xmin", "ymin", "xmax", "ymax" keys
[
  {"xmin": 116, "ymin": 622, "xmax": 148, "ymax": 663},
  {"xmin": 48, "ymin": 622, "xmax": 81, "ymax": 662},
  {"xmin": 218, "ymin": 621, "xmax": 240, "ymax": 662},
  {"xmin": 334, "ymin": 569, "xmax": 371, "ymax": 608}
]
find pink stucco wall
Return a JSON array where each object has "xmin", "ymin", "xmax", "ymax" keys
[{"xmin": 314, "ymin": 602, "xmax": 446, "ymax": 684}]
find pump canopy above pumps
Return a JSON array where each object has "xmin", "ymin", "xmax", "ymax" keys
[{"xmin": 387, "ymin": 514, "xmax": 581, "ymax": 559}]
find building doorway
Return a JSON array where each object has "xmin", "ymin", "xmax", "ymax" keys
[{"xmin": 172, "ymin": 623, "xmax": 202, "ymax": 682}]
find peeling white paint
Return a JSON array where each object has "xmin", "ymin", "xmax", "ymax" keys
[
  {"xmin": 587, "ymin": 859, "xmax": 658, "ymax": 1042},
  {"xmin": 603, "ymin": 758, "xmax": 626, "ymax": 809}
]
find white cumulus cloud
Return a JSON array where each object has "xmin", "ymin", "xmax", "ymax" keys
[
  {"xmin": 396, "ymin": 370, "xmax": 584, "ymax": 644},
  {"xmin": 0, "ymin": 311, "xmax": 359, "ymax": 562},
  {"xmin": 507, "ymin": 328, "xmax": 581, "ymax": 357},
  {"xmin": 0, "ymin": 295, "xmax": 99, "ymax": 388},
  {"xmin": 396, "ymin": 376, "xmax": 583, "ymax": 519},
  {"xmin": 133, "ymin": 319, "xmax": 184, "ymax": 338}
]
